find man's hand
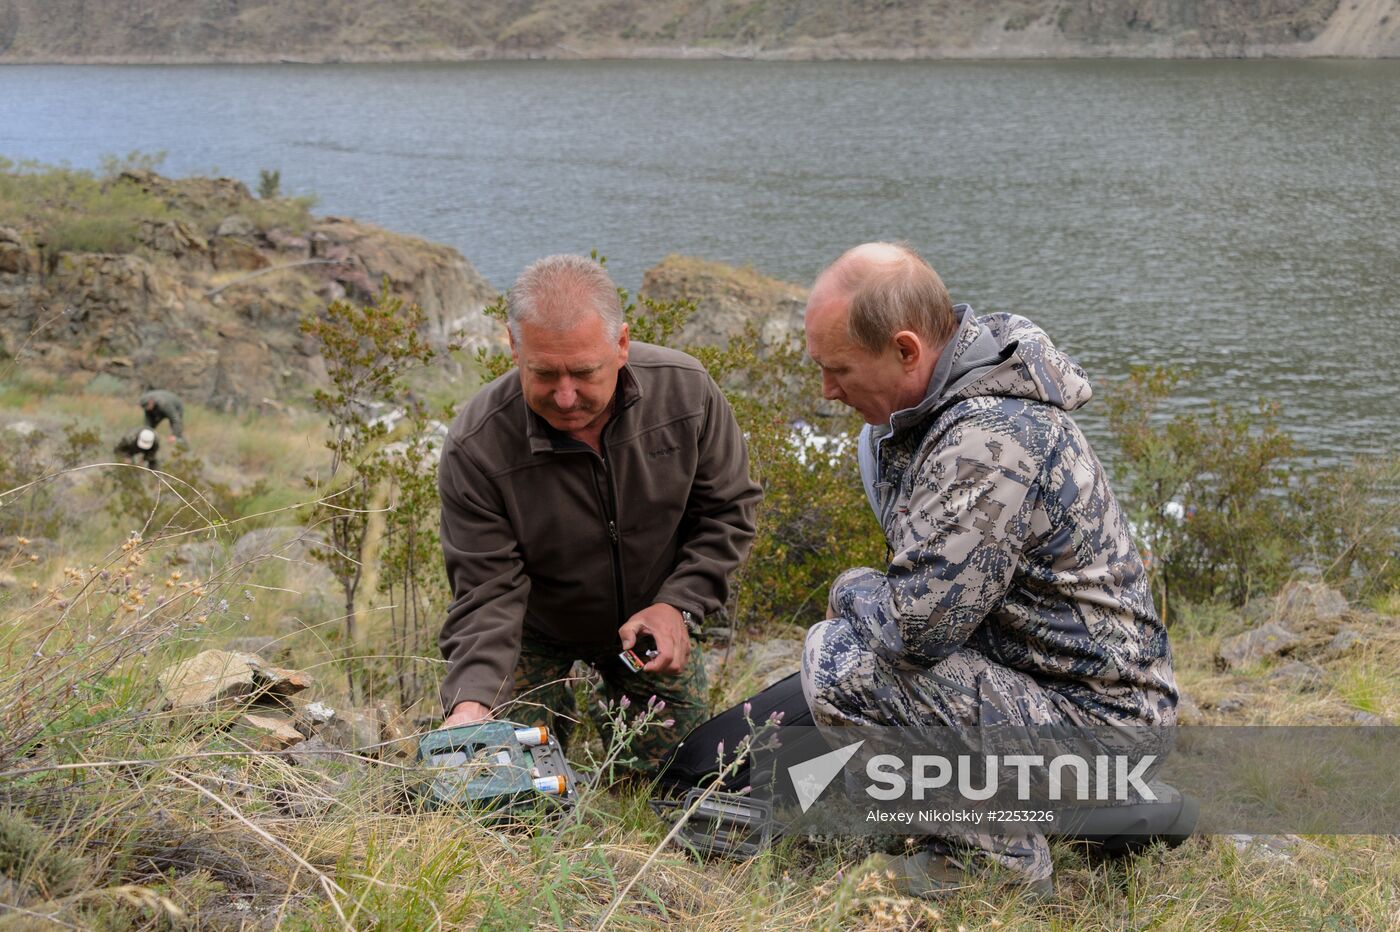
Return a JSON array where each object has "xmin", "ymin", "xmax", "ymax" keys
[
  {"xmin": 441, "ymin": 700, "xmax": 493, "ymax": 729},
  {"xmin": 619, "ymin": 603, "xmax": 690, "ymax": 674}
]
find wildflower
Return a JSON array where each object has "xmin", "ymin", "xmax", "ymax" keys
[
  {"xmin": 743, "ymin": 701, "xmax": 752, "ymax": 718},
  {"xmin": 716, "ymin": 740, "xmax": 725, "ymax": 757},
  {"xmin": 618, "ymin": 694, "xmax": 631, "ymax": 710},
  {"xmin": 662, "ymin": 718, "xmax": 675, "ymax": 728}
]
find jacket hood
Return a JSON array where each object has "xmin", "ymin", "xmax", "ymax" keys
[
  {"xmin": 857, "ymin": 307, "xmax": 1093, "ymax": 517},
  {"xmin": 888, "ymin": 305, "xmax": 1093, "ymax": 435}
]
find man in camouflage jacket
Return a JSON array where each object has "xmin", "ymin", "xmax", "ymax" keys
[{"xmin": 802, "ymin": 243, "xmax": 1177, "ymax": 894}]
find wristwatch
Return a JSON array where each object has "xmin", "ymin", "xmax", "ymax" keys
[{"xmin": 680, "ymin": 609, "xmax": 701, "ymax": 635}]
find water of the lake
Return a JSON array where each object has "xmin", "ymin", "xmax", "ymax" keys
[{"xmin": 2, "ymin": 60, "xmax": 1397, "ymax": 461}]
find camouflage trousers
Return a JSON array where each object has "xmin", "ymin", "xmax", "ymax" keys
[
  {"xmin": 802, "ymin": 613, "xmax": 1097, "ymax": 883},
  {"xmin": 505, "ymin": 627, "xmax": 709, "ymax": 776}
]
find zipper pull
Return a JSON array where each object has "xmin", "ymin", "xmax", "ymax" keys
[{"xmin": 608, "ymin": 520, "xmax": 619, "ymax": 544}]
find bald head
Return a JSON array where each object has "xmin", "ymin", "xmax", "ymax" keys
[{"xmin": 809, "ymin": 242, "xmax": 955, "ymax": 353}]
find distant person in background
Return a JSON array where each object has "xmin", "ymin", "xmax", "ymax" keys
[
  {"xmin": 139, "ymin": 389, "xmax": 186, "ymax": 447},
  {"xmin": 114, "ymin": 427, "xmax": 160, "ymax": 469}
]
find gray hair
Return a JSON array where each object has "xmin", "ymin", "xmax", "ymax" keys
[
  {"xmin": 506, "ymin": 254, "xmax": 624, "ymax": 342},
  {"xmin": 822, "ymin": 242, "xmax": 955, "ymax": 353}
]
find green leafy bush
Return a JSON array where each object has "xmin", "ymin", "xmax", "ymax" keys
[
  {"xmin": 301, "ymin": 281, "xmax": 458, "ymax": 704},
  {"xmin": 1302, "ymin": 454, "xmax": 1400, "ymax": 598},
  {"xmin": 1105, "ymin": 366, "xmax": 1399, "ymax": 613},
  {"xmin": 257, "ymin": 168, "xmax": 282, "ymax": 199}
]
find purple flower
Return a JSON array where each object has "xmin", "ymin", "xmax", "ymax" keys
[
  {"xmin": 619, "ymin": 694, "xmax": 631, "ymax": 710},
  {"xmin": 717, "ymin": 740, "xmax": 725, "ymax": 757},
  {"xmin": 743, "ymin": 702, "xmax": 753, "ymax": 718},
  {"xmin": 662, "ymin": 718, "xmax": 675, "ymax": 728}
]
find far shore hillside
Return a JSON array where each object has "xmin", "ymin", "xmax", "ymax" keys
[{"xmin": 1, "ymin": 0, "xmax": 1398, "ymax": 63}]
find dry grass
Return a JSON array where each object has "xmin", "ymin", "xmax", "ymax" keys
[{"xmin": 2, "ymin": 378, "xmax": 1399, "ymax": 930}]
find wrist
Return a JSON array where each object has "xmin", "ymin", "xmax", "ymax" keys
[{"xmin": 664, "ymin": 604, "xmax": 702, "ymax": 635}]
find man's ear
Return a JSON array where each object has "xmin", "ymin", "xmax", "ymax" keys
[
  {"xmin": 617, "ymin": 322, "xmax": 630, "ymax": 365},
  {"xmin": 508, "ymin": 326, "xmax": 519, "ymax": 365},
  {"xmin": 893, "ymin": 330, "xmax": 924, "ymax": 370}
]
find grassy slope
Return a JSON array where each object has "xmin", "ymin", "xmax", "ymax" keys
[{"xmin": 1, "ymin": 374, "xmax": 1396, "ymax": 929}]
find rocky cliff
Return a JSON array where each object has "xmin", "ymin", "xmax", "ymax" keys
[
  {"xmin": 0, "ymin": 0, "xmax": 1395, "ymax": 61},
  {"xmin": 639, "ymin": 254, "xmax": 807, "ymax": 352},
  {"xmin": 0, "ymin": 170, "xmax": 500, "ymax": 411}
]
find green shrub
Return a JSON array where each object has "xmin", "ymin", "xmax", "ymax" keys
[
  {"xmin": 1105, "ymin": 366, "xmax": 1400, "ymax": 613},
  {"xmin": 257, "ymin": 168, "xmax": 282, "ymax": 199},
  {"xmin": 1302, "ymin": 454, "xmax": 1400, "ymax": 598},
  {"xmin": 1105, "ymin": 366, "xmax": 1305, "ymax": 612}
]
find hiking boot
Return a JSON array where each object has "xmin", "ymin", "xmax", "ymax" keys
[{"xmin": 858, "ymin": 850, "xmax": 1055, "ymax": 901}]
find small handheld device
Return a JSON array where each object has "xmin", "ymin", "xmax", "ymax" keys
[{"xmin": 619, "ymin": 635, "xmax": 659, "ymax": 673}]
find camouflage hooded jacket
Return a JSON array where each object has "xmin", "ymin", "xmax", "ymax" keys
[{"xmin": 840, "ymin": 306, "xmax": 1178, "ymax": 727}]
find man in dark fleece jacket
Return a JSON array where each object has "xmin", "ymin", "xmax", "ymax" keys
[{"xmin": 436, "ymin": 254, "xmax": 761, "ymax": 773}]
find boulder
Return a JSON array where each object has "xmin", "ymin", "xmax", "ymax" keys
[
  {"xmin": 1267, "ymin": 660, "xmax": 1326, "ymax": 692},
  {"xmin": 1216, "ymin": 622, "xmax": 1300, "ymax": 671},
  {"xmin": 318, "ymin": 704, "xmax": 408, "ymax": 758},
  {"xmin": 1326, "ymin": 627, "xmax": 1363, "ymax": 656},
  {"xmin": 639, "ymin": 254, "xmax": 807, "ymax": 352},
  {"xmin": 1176, "ymin": 692, "xmax": 1205, "ymax": 725},
  {"xmin": 212, "ymin": 236, "xmax": 270, "ymax": 272},
  {"xmin": 1214, "ymin": 696, "xmax": 1246, "ymax": 715},
  {"xmin": 1353, "ymin": 711, "xmax": 1390, "ymax": 726},
  {"xmin": 0, "ymin": 235, "xmax": 29, "ymax": 275},
  {"xmin": 319, "ymin": 707, "xmax": 384, "ymax": 754},
  {"xmin": 1274, "ymin": 581, "xmax": 1347, "ymax": 625},
  {"xmin": 237, "ymin": 711, "xmax": 305, "ymax": 750},
  {"xmin": 216, "ymin": 214, "xmax": 257, "ymax": 238},
  {"xmin": 158, "ymin": 649, "xmax": 313, "ymax": 710},
  {"xmin": 1227, "ymin": 834, "xmax": 1299, "ymax": 863}
]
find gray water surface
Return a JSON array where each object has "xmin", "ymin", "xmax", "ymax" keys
[{"xmin": 2, "ymin": 60, "xmax": 1397, "ymax": 459}]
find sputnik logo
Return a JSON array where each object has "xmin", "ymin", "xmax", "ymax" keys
[{"xmin": 787, "ymin": 740, "xmax": 864, "ymax": 813}]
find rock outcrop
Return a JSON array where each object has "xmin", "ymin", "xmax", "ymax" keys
[
  {"xmin": 638, "ymin": 254, "xmax": 806, "ymax": 352},
  {"xmin": 0, "ymin": 170, "xmax": 501, "ymax": 411}
]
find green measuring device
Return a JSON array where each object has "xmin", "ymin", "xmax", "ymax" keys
[{"xmin": 416, "ymin": 720, "xmax": 581, "ymax": 812}]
